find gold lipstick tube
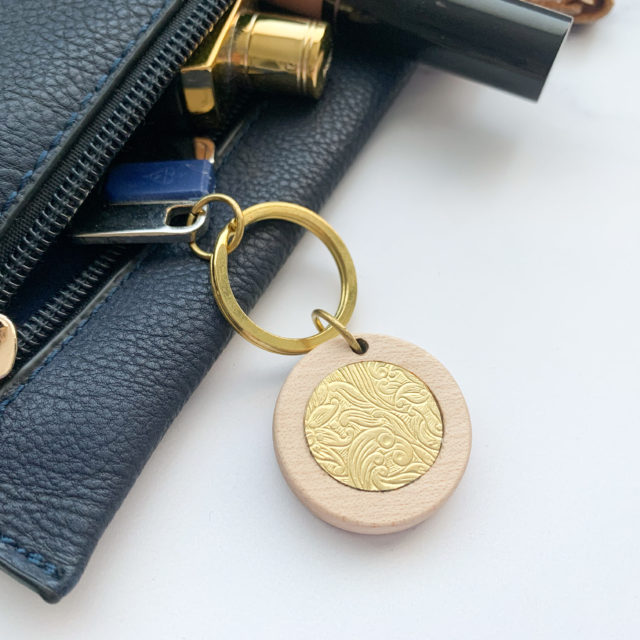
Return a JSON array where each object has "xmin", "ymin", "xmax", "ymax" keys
[{"xmin": 181, "ymin": 0, "xmax": 332, "ymax": 128}]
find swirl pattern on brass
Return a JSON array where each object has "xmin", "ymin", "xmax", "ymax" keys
[{"xmin": 304, "ymin": 361, "xmax": 443, "ymax": 492}]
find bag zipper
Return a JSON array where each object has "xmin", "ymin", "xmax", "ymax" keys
[
  {"xmin": 0, "ymin": 0, "xmax": 237, "ymax": 387},
  {"xmin": 13, "ymin": 247, "xmax": 131, "ymax": 367},
  {"xmin": 0, "ymin": 107, "xmax": 258, "ymax": 390},
  {"xmin": 0, "ymin": 0, "xmax": 231, "ymax": 311}
]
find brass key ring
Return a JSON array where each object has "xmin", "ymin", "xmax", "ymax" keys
[
  {"xmin": 201, "ymin": 197, "xmax": 357, "ymax": 355},
  {"xmin": 186, "ymin": 194, "xmax": 471, "ymax": 535}
]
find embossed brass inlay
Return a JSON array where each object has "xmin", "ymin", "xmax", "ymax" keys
[{"xmin": 304, "ymin": 361, "xmax": 443, "ymax": 492}]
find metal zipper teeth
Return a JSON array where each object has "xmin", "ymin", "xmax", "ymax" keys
[
  {"xmin": 0, "ymin": 0, "xmax": 229, "ymax": 310},
  {"xmin": 15, "ymin": 248, "xmax": 128, "ymax": 365},
  {"xmin": 6, "ymin": 100, "xmax": 259, "ymax": 377}
]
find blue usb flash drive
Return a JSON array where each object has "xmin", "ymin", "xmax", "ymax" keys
[
  {"xmin": 70, "ymin": 157, "xmax": 217, "ymax": 244},
  {"xmin": 105, "ymin": 159, "xmax": 216, "ymax": 204}
]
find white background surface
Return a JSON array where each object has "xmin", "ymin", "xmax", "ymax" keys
[{"xmin": 1, "ymin": 4, "xmax": 640, "ymax": 638}]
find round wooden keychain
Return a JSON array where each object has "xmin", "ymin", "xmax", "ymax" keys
[{"xmin": 190, "ymin": 195, "xmax": 471, "ymax": 534}]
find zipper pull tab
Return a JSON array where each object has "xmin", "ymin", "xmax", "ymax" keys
[
  {"xmin": 70, "ymin": 138, "xmax": 216, "ymax": 244},
  {"xmin": 70, "ymin": 201, "xmax": 210, "ymax": 245}
]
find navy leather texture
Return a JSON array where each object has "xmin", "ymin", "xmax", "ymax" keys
[
  {"xmin": 0, "ymin": 0, "xmax": 178, "ymax": 226},
  {"xmin": 0, "ymin": 43, "xmax": 413, "ymax": 601}
]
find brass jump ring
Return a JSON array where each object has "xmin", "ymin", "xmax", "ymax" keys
[
  {"xmin": 311, "ymin": 309, "xmax": 365, "ymax": 354},
  {"xmin": 189, "ymin": 193, "xmax": 245, "ymax": 260}
]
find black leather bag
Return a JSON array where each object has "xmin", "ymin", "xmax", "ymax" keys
[{"xmin": 0, "ymin": 0, "xmax": 411, "ymax": 601}]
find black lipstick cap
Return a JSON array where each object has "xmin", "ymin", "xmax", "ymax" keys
[{"xmin": 328, "ymin": 0, "xmax": 573, "ymax": 100}]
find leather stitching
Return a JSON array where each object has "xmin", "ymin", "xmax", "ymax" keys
[
  {"xmin": 0, "ymin": 0, "xmax": 172, "ymax": 216},
  {"xmin": 0, "ymin": 531, "xmax": 61, "ymax": 580}
]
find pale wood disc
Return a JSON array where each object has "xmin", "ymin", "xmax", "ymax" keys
[{"xmin": 273, "ymin": 334, "xmax": 472, "ymax": 534}]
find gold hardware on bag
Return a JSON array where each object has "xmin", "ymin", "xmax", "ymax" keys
[
  {"xmin": 0, "ymin": 314, "xmax": 17, "ymax": 380},
  {"xmin": 181, "ymin": 0, "xmax": 332, "ymax": 127}
]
